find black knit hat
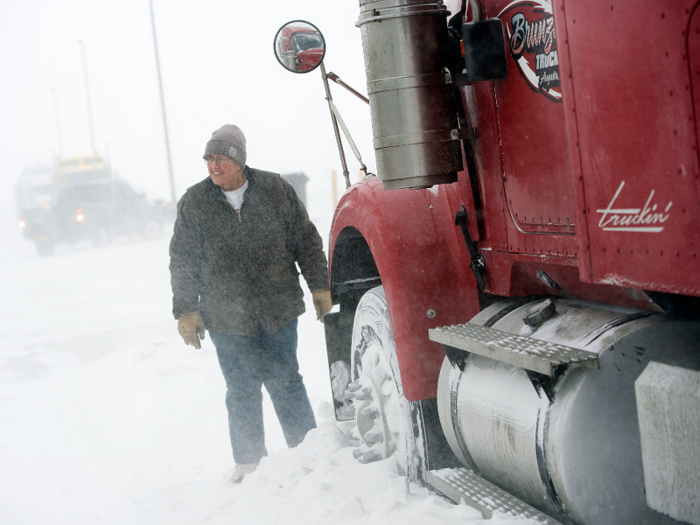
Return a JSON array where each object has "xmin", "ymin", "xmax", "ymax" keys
[{"xmin": 203, "ymin": 124, "xmax": 247, "ymax": 168}]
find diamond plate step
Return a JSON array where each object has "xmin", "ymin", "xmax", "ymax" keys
[
  {"xmin": 428, "ymin": 323, "xmax": 598, "ymax": 376},
  {"xmin": 426, "ymin": 468, "xmax": 563, "ymax": 524}
]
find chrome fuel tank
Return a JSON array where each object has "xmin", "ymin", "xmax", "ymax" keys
[
  {"xmin": 437, "ymin": 297, "xmax": 700, "ymax": 525},
  {"xmin": 357, "ymin": 0, "xmax": 462, "ymax": 190}
]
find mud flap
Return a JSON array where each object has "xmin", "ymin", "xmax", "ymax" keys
[{"xmin": 324, "ymin": 311, "xmax": 355, "ymax": 420}]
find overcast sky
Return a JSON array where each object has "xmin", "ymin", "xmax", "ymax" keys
[{"xmin": 0, "ymin": 0, "xmax": 375, "ymax": 222}]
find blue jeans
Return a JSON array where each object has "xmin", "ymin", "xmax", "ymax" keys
[{"xmin": 209, "ymin": 319, "xmax": 317, "ymax": 464}]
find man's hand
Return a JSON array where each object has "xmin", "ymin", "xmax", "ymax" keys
[
  {"xmin": 177, "ymin": 312, "xmax": 206, "ymax": 349},
  {"xmin": 312, "ymin": 289, "xmax": 333, "ymax": 323}
]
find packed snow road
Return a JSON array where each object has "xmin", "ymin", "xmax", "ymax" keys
[{"xmin": 0, "ymin": 227, "xmax": 535, "ymax": 524}]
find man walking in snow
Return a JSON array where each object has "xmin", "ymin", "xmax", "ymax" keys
[{"xmin": 169, "ymin": 124, "xmax": 333, "ymax": 483}]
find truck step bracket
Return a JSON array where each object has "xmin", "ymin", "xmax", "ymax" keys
[
  {"xmin": 428, "ymin": 322, "xmax": 599, "ymax": 376},
  {"xmin": 426, "ymin": 467, "xmax": 563, "ymax": 524}
]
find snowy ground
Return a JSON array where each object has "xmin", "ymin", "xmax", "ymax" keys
[{"xmin": 0, "ymin": 220, "xmax": 536, "ymax": 524}]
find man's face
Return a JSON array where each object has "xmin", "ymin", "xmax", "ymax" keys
[{"xmin": 206, "ymin": 155, "xmax": 245, "ymax": 191}]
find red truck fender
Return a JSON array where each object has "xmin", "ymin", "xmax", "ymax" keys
[{"xmin": 329, "ymin": 177, "xmax": 481, "ymax": 401}]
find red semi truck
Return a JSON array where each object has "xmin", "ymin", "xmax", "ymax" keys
[{"xmin": 278, "ymin": 1, "xmax": 700, "ymax": 524}]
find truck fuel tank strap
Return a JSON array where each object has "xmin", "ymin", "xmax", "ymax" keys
[{"xmin": 429, "ymin": 323, "xmax": 599, "ymax": 376}]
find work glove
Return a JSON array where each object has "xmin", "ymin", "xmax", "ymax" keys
[
  {"xmin": 312, "ymin": 288, "xmax": 333, "ymax": 323},
  {"xmin": 177, "ymin": 311, "xmax": 205, "ymax": 349}
]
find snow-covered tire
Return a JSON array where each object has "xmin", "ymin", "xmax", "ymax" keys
[{"xmin": 347, "ymin": 286, "xmax": 426, "ymax": 481}]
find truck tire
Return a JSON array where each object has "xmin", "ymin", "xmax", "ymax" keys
[
  {"xmin": 347, "ymin": 286, "xmax": 427, "ymax": 481},
  {"xmin": 35, "ymin": 239, "xmax": 55, "ymax": 257}
]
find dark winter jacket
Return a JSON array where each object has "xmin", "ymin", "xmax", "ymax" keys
[{"xmin": 169, "ymin": 167, "xmax": 329, "ymax": 336}]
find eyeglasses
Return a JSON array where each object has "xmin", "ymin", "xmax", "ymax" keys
[{"xmin": 204, "ymin": 155, "xmax": 232, "ymax": 165}]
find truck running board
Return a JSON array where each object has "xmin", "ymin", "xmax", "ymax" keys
[
  {"xmin": 429, "ymin": 322, "xmax": 599, "ymax": 376},
  {"xmin": 426, "ymin": 468, "xmax": 563, "ymax": 524}
]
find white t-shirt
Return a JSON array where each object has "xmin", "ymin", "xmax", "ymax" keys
[{"xmin": 222, "ymin": 181, "xmax": 249, "ymax": 218}]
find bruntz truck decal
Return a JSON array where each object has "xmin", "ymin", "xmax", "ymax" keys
[
  {"xmin": 498, "ymin": 0, "xmax": 562, "ymax": 102},
  {"xmin": 596, "ymin": 182, "xmax": 673, "ymax": 233}
]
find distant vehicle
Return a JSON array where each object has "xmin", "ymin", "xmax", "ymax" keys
[
  {"xmin": 20, "ymin": 179, "xmax": 166, "ymax": 256},
  {"xmin": 17, "ymin": 153, "xmax": 168, "ymax": 255}
]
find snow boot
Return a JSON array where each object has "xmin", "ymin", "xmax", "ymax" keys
[{"xmin": 230, "ymin": 463, "xmax": 258, "ymax": 484}]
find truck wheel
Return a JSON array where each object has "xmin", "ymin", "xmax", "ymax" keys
[
  {"xmin": 35, "ymin": 239, "xmax": 55, "ymax": 256},
  {"xmin": 347, "ymin": 286, "xmax": 426, "ymax": 481}
]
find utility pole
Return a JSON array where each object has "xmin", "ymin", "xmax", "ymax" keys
[
  {"xmin": 149, "ymin": 0, "xmax": 177, "ymax": 204},
  {"xmin": 79, "ymin": 40, "xmax": 96, "ymax": 153}
]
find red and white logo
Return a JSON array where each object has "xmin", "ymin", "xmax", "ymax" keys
[{"xmin": 498, "ymin": 0, "xmax": 561, "ymax": 102}]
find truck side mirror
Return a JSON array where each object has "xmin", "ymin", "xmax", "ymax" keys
[
  {"xmin": 462, "ymin": 19, "xmax": 508, "ymax": 82},
  {"xmin": 274, "ymin": 20, "xmax": 326, "ymax": 74}
]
